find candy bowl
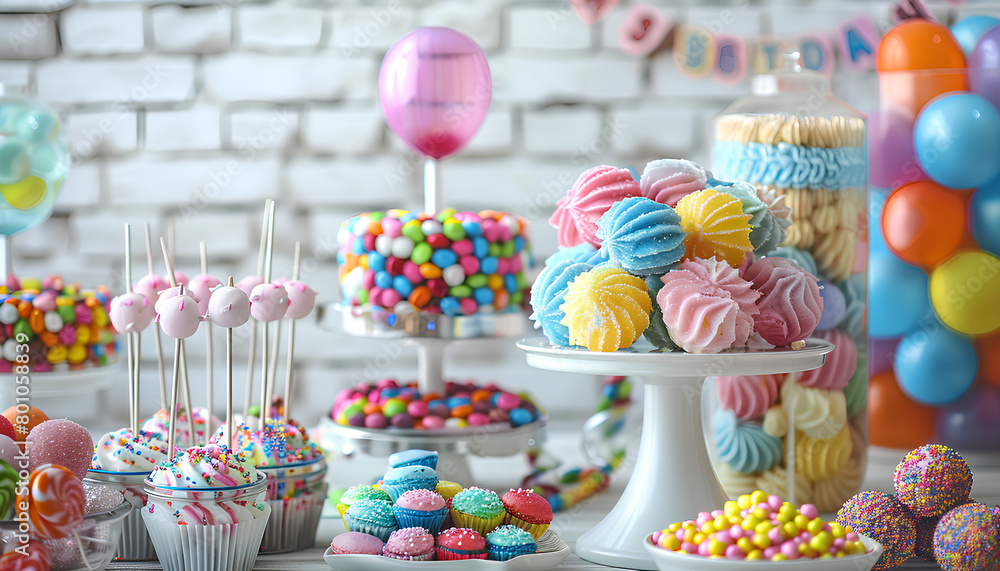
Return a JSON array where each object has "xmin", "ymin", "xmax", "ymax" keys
[
  {"xmin": 642, "ymin": 532, "xmax": 883, "ymax": 571},
  {"xmin": 0, "ymin": 497, "xmax": 131, "ymax": 571},
  {"xmin": 258, "ymin": 456, "xmax": 328, "ymax": 553},
  {"xmin": 84, "ymin": 469, "xmax": 157, "ymax": 560}
]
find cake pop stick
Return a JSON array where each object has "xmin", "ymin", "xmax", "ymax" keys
[
  {"xmin": 282, "ymin": 242, "xmax": 317, "ymax": 422},
  {"xmin": 160, "ymin": 237, "xmax": 199, "ymax": 448},
  {"xmin": 143, "ymin": 223, "xmax": 168, "ymax": 410},
  {"xmin": 158, "ymin": 283, "xmax": 200, "ymax": 459},
  {"xmin": 242, "ymin": 200, "xmax": 272, "ymax": 423},
  {"xmin": 257, "ymin": 201, "xmax": 278, "ymax": 427},
  {"xmin": 209, "ymin": 278, "xmax": 250, "ymax": 449},
  {"xmin": 190, "ymin": 241, "xmax": 221, "ymax": 440}
]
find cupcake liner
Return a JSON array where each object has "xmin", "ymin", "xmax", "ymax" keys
[
  {"xmin": 450, "ymin": 510, "xmax": 506, "ymax": 538},
  {"xmin": 383, "ymin": 550, "xmax": 435, "ymax": 561},
  {"xmin": 391, "ymin": 506, "xmax": 448, "ymax": 535},
  {"xmin": 260, "ymin": 486, "xmax": 326, "ymax": 553},
  {"xmin": 143, "ymin": 503, "xmax": 271, "ymax": 571},
  {"xmin": 502, "ymin": 513, "xmax": 551, "ymax": 541},
  {"xmin": 342, "ymin": 512, "xmax": 398, "ymax": 542},
  {"xmin": 488, "ymin": 542, "xmax": 537, "ymax": 561},
  {"xmin": 116, "ymin": 504, "xmax": 158, "ymax": 560},
  {"xmin": 435, "ymin": 545, "xmax": 489, "ymax": 561}
]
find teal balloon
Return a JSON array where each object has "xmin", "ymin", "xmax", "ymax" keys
[
  {"xmin": 3, "ymin": 104, "xmax": 58, "ymax": 144},
  {"xmin": 914, "ymin": 92, "xmax": 1000, "ymax": 189},
  {"xmin": 0, "ymin": 179, "xmax": 58, "ymax": 235},
  {"xmin": 0, "ymin": 137, "xmax": 29, "ymax": 184},
  {"xmin": 971, "ymin": 176, "xmax": 1000, "ymax": 256},
  {"xmin": 29, "ymin": 142, "xmax": 70, "ymax": 183},
  {"xmin": 895, "ymin": 325, "xmax": 977, "ymax": 405},
  {"xmin": 869, "ymin": 248, "xmax": 930, "ymax": 338},
  {"xmin": 951, "ymin": 15, "xmax": 1000, "ymax": 57}
]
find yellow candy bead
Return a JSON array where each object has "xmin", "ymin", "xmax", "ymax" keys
[
  {"xmin": 829, "ymin": 522, "xmax": 846, "ymax": 538},
  {"xmin": 750, "ymin": 490, "xmax": 768, "ymax": 506},
  {"xmin": 701, "ymin": 523, "xmax": 716, "ymax": 535},
  {"xmin": 771, "ymin": 553, "xmax": 788, "ymax": 561},
  {"xmin": 753, "ymin": 508, "xmax": 768, "ymax": 521},
  {"xmin": 693, "ymin": 533, "xmax": 706, "ymax": 545},
  {"xmin": 724, "ymin": 501, "xmax": 740, "ymax": 518},
  {"xmin": 737, "ymin": 495, "xmax": 752, "ymax": 509},
  {"xmin": 755, "ymin": 521, "xmax": 773, "ymax": 535},
  {"xmin": 708, "ymin": 539, "xmax": 727, "ymax": 556},
  {"xmin": 737, "ymin": 538, "xmax": 753, "ymax": 553},
  {"xmin": 799, "ymin": 544, "xmax": 817, "ymax": 558},
  {"xmin": 810, "ymin": 531, "xmax": 833, "ymax": 552},
  {"xmin": 729, "ymin": 515, "xmax": 743, "ymax": 526},
  {"xmin": 677, "ymin": 550, "xmax": 689, "ymax": 555},
  {"xmin": 683, "ymin": 528, "xmax": 695, "ymax": 543},
  {"xmin": 709, "ymin": 554, "xmax": 725, "ymax": 559},
  {"xmin": 714, "ymin": 515, "xmax": 730, "ymax": 530},
  {"xmin": 746, "ymin": 550, "xmax": 764, "ymax": 560},
  {"xmin": 807, "ymin": 517, "xmax": 825, "ymax": 535},
  {"xmin": 667, "ymin": 523, "xmax": 681, "ymax": 533},
  {"xmin": 820, "ymin": 553, "xmax": 834, "ymax": 559},
  {"xmin": 794, "ymin": 514, "xmax": 810, "ymax": 529},
  {"xmin": 661, "ymin": 535, "xmax": 681, "ymax": 550},
  {"xmin": 835, "ymin": 551, "xmax": 846, "ymax": 558},
  {"xmin": 776, "ymin": 513, "xmax": 792, "ymax": 524},
  {"xmin": 741, "ymin": 515, "xmax": 760, "ymax": 530},
  {"xmin": 783, "ymin": 522, "xmax": 799, "ymax": 538},
  {"xmin": 752, "ymin": 533, "xmax": 771, "ymax": 549}
]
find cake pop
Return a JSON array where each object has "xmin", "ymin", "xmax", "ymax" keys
[
  {"xmin": 237, "ymin": 274, "xmax": 264, "ymax": 297},
  {"xmin": 133, "ymin": 273, "xmax": 169, "ymax": 306},
  {"xmin": 26, "ymin": 419, "xmax": 93, "ymax": 481},
  {"xmin": 837, "ymin": 490, "xmax": 916, "ymax": 569},
  {"xmin": 156, "ymin": 285, "xmax": 201, "ymax": 339},
  {"xmin": 933, "ymin": 502, "xmax": 1000, "ymax": 570},
  {"xmin": 894, "ymin": 444, "xmax": 973, "ymax": 518},
  {"xmin": 282, "ymin": 280, "xmax": 317, "ymax": 320},
  {"xmin": 249, "ymin": 283, "xmax": 288, "ymax": 322},
  {"xmin": 109, "ymin": 291, "xmax": 155, "ymax": 333},
  {"xmin": 208, "ymin": 285, "xmax": 251, "ymax": 328},
  {"xmin": 189, "ymin": 273, "xmax": 221, "ymax": 317}
]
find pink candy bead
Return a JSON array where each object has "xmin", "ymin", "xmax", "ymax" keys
[
  {"xmin": 402, "ymin": 261, "xmax": 423, "ymax": 284},
  {"xmin": 459, "ymin": 298, "xmax": 478, "ymax": 315},
  {"xmin": 845, "ymin": 532, "xmax": 859, "ymax": 542},
  {"xmin": 781, "ymin": 542, "xmax": 800, "ymax": 559},
  {"xmin": 711, "ymin": 510, "xmax": 724, "ymax": 518},
  {"xmin": 725, "ymin": 544, "xmax": 745, "ymax": 559},
  {"xmin": 697, "ymin": 542, "xmax": 711, "ymax": 556},
  {"xmin": 381, "ymin": 217, "xmax": 402, "ymax": 238},
  {"xmin": 467, "ymin": 412, "xmax": 489, "ymax": 426},
  {"xmin": 714, "ymin": 531, "xmax": 732, "ymax": 544},
  {"xmin": 407, "ymin": 401, "xmax": 429, "ymax": 417},
  {"xmin": 763, "ymin": 546, "xmax": 780, "ymax": 559},
  {"xmin": 729, "ymin": 526, "xmax": 744, "ymax": 540},
  {"xmin": 768, "ymin": 527, "xmax": 783, "ymax": 544},
  {"xmin": 768, "ymin": 495, "xmax": 784, "ymax": 510},
  {"xmin": 496, "ymin": 392, "xmax": 520, "ymax": 411},
  {"xmin": 833, "ymin": 538, "xmax": 846, "ymax": 549},
  {"xmin": 453, "ymin": 239, "xmax": 474, "ymax": 256},
  {"xmin": 362, "ymin": 270, "xmax": 376, "ymax": 290},
  {"xmin": 460, "ymin": 256, "xmax": 479, "ymax": 275},
  {"xmin": 422, "ymin": 415, "xmax": 445, "ymax": 429},
  {"xmin": 675, "ymin": 530, "xmax": 685, "ymax": 540},
  {"xmin": 509, "ymin": 254, "xmax": 523, "ymax": 273},
  {"xmin": 497, "ymin": 257, "xmax": 510, "ymax": 275},
  {"xmin": 381, "ymin": 289, "xmax": 403, "ymax": 307},
  {"xmin": 800, "ymin": 504, "xmax": 819, "ymax": 520},
  {"xmin": 652, "ymin": 531, "xmax": 662, "ymax": 544},
  {"xmin": 681, "ymin": 542, "xmax": 698, "ymax": 553}
]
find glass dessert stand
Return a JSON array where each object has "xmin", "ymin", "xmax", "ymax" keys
[
  {"xmin": 316, "ymin": 304, "xmax": 547, "ymax": 484},
  {"xmin": 516, "ymin": 338, "xmax": 834, "ymax": 570}
]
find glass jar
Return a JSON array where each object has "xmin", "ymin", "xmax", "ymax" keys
[
  {"xmin": 141, "ymin": 474, "xmax": 270, "ymax": 571},
  {"xmin": 706, "ymin": 54, "xmax": 869, "ymax": 513},
  {"xmin": 258, "ymin": 457, "xmax": 327, "ymax": 553},
  {"xmin": 84, "ymin": 469, "xmax": 156, "ymax": 560}
]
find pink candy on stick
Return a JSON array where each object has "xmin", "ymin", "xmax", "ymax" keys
[
  {"xmin": 133, "ymin": 273, "xmax": 170, "ymax": 306},
  {"xmin": 156, "ymin": 285, "xmax": 201, "ymax": 339},
  {"xmin": 237, "ymin": 275, "xmax": 264, "ymax": 297},
  {"xmin": 109, "ymin": 292, "xmax": 155, "ymax": 333},
  {"xmin": 249, "ymin": 283, "xmax": 288, "ymax": 322},
  {"xmin": 208, "ymin": 286, "xmax": 251, "ymax": 328},
  {"xmin": 189, "ymin": 274, "xmax": 221, "ymax": 316},
  {"xmin": 282, "ymin": 281, "xmax": 317, "ymax": 320}
]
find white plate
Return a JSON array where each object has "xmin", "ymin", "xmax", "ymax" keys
[
  {"xmin": 643, "ymin": 532, "xmax": 883, "ymax": 571},
  {"xmin": 323, "ymin": 531, "xmax": 570, "ymax": 571}
]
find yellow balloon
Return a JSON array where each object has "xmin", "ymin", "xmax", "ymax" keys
[
  {"xmin": 930, "ymin": 250, "xmax": 1000, "ymax": 335},
  {"xmin": 0, "ymin": 175, "xmax": 47, "ymax": 209}
]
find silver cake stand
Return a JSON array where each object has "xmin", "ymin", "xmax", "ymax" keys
[{"xmin": 517, "ymin": 338, "xmax": 834, "ymax": 570}]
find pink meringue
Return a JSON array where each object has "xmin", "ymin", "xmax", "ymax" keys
[
  {"xmin": 188, "ymin": 274, "xmax": 222, "ymax": 316},
  {"xmin": 133, "ymin": 274, "xmax": 170, "ymax": 305},
  {"xmin": 743, "ymin": 257, "xmax": 823, "ymax": 347},
  {"xmin": 282, "ymin": 280, "xmax": 317, "ymax": 320},
  {"xmin": 236, "ymin": 274, "xmax": 265, "ymax": 297},
  {"xmin": 795, "ymin": 328, "xmax": 857, "ymax": 390},
  {"xmin": 208, "ymin": 285, "xmax": 251, "ymax": 328},
  {"xmin": 716, "ymin": 374, "xmax": 784, "ymax": 420},
  {"xmin": 656, "ymin": 258, "xmax": 759, "ymax": 354},
  {"xmin": 639, "ymin": 158, "xmax": 709, "ymax": 207},
  {"xmin": 249, "ymin": 283, "xmax": 288, "ymax": 322},
  {"xmin": 109, "ymin": 292, "xmax": 155, "ymax": 334},
  {"xmin": 156, "ymin": 287, "xmax": 201, "ymax": 339},
  {"xmin": 549, "ymin": 165, "xmax": 642, "ymax": 248}
]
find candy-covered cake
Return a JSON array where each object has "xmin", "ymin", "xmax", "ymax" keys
[
  {"xmin": 338, "ymin": 209, "xmax": 530, "ymax": 316},
  {"xmin": 0, "ymin": 276, "xmax": 117, "ymax": 372}
]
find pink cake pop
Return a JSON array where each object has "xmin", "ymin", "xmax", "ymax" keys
[
  {"xmin": 237, "ymin": 274, "xmax": 264, "ymax": 296},
  {"xmin": 282, "ymin": 280, "xmax": 317, "ymax": 320},
  {"xmin": 26, "ymin": 419, "xmax": 93, "ymax": 481},
  {"xmin": 249, "ymin": 283, "xmax": 288, "ymax": 321},
  {"xmin": 189, "ymin": 274, "xmax": 221, "ymax": 316},
  {"xmin": 173, "ymin": 270, "xmax": 189, "ymax": 287},
  {"xmin": 133, "ymin": 273, "xmax": 170, "ymax": 305},
  {"xmin": 109, "ymin": 292, "xmax": 155, "ymax": 334},
  {"xmin": 208, "ymin": 286, "xmax": 251, "ymax": 328},
  {"xmin": 156, "ymin": 286, "xmax": 201, "ymax": 339}
]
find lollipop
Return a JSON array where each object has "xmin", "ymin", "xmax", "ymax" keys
[
  {"xmin": 16, "ymin": 464, "xmax": 86, "ymax": 539},
  {"xmin": 109, "ymin": 291, "xmax": 154, "ymax": 333},
  {"xmin": 0, "ymin": 537, "xmax": 51, "ymax": 570},
  {"xmin": 0, "ymin": 434, "xmax": 17, "ymax": 467},
  {"xmin": 0, "ymin": 414, "xmax": 15, "ymax": 441},
  {"xmin": 2, "ymin": 405, "xmax": 48, "ymax": 444},
  {"xmin": 0, "ymin": 459, "xmax": 15, "ymax": 518}
]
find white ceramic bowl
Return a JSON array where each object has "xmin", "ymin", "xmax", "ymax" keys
[{"xmin": 642, "ymin": 532, "xmax": 884, "ymax": 571}]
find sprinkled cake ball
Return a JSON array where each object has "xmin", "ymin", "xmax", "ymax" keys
[
  {"xmin": 933, "ymin": 503, "xmax": 1000, "ymax": 571},
  {"xmin": 26, "ymin": 418, "xmax": 94, "ymax": 480},
  {"xmin": 837, "ymin": 491, "xmax": 916, "ymax": 570},
  {"xmin": 914, "ymin": 515, "xmax": 940, "ymax": 562},
  {"xmin": 894, "ymin": 444, "xmax": 973, "ymax": 518}
]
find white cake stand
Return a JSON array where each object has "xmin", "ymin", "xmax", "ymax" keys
[
  {"xmin": 316, "ymin": 304, "xmax": 545, "ymax": 483},
  {"xmin": 517, "ymin": 338, "xmax": 834, "ymax": 570}
]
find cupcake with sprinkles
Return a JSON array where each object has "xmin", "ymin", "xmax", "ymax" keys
[
  {"xmin": 933, "ymin": 502, "xmax": 1000, "ymax": 571},
  {"xmin": 382, "ymin": 527, "xmax": 437, "ymax": 561},
  {"xmin": 893, "ymin": 444, "xmax": 973, "ymax": 518},
  {"xmin": 141, "ymin": 445, "xmax": 270, "ymax": 571},
  {"xmin": 486, "ymin": 524, "xmax": 537, "ymax": 561},
  {"xmin": 837, "ymin": 490, "xmax": 916, "ymax": 570},
  {"xmin": 450, "ymin": 487, "xmax": 505, "ymax": 537},
  {"xmin": 436, "ymin": 527, "xmax": 488, "ymax": 561}
]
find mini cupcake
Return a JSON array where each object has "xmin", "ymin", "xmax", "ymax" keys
[
  {"xmin": 388, "ymin": 449, "xmax": 439, "ymax": 470},
  {"xmin": 382, "ymin": 527, "xmax": 436, "ymax": 561},
  {"xmin": 436, "ymin": 527, "xmax": 488, "ymax": 561},
  {"xmin": 381, "ymin": 465, "xmax": 439, "ymax": 501},
  {"xmin": 343, "ymin": 498, "xmax": 399, "ymax": 541},
  {"xmin": 329, "ymin": 532, "xmax": 384, "ymax": 555},
  {"xmin": 336, "ymin": 485, "xmax": 392, "ymax": 524},
  {"xmin": 501, "ymin": 488, "xmax": 553, "ymax": 540},
  {"xmin": 486, "ymin": 525, "xmax": 537, "ymax": 561},
  {"xmin": 450, "ymin": 487, "xmax": 505, "ymax": 537},
  {"xmin": 393, "ymin": 489, "xmax": 448, "ymax": 534}
]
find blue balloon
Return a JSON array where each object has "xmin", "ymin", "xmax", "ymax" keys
[
  {"xmin": 951, "ymin": 15, "xmax": 1000, "ymax": 57},
  {"xmin": 895, "ymin": 325, "xmax": 977, "ymax": 405},
  {"xmin": 869, "ymin": 187, "xmax": 891, "ymax": 255},
  {"xmin": 0, "ymin": 137, "xmax": 29, "ymax": 184},
  {"xmin": 869, "ymin": 248, "xmax": 931, "ymax": 338},
  {"xmin": 914, "ymin": 92, "xmax": 1000, "ymax": 189},
  {"xmin": 971, "ymin": 175, "xmax": 1000, "ymax": 256}
]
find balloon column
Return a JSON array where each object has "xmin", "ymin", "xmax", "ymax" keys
[
  {"xmin": 869, "ymin": 17, "xmax": 1000, "ymax": 451},
  {"xmin": 379, "ymin": 27, "xmax": 492, "ymax": 213}
]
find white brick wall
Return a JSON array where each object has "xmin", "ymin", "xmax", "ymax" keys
[{"xmin": 2, "ymin": 0, "xmax": 974, "ymax": 427}]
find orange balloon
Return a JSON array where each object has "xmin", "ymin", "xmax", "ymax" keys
[
  {"xmin": 882, "ymin": 181, "xmax": 974, "ymax": 269},
  {"xmin": 869, "ymin": 370, "xmax": 938, "ymax": 449},
  {"xmin": 877, "ymin": 20, "xmax": 968, "ymax": 118},
  {"xmin": 975, "ymin": 331, "xmax": 1000, "ymax": 389},
  {"xmin": 2, "ymin": 405, "xmax": 48, "ymax": 449}
]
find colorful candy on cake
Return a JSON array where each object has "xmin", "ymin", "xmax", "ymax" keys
[
  {"xmin": 650, "ymin": 489, "xmax": 871, "ymax": 561},
  {"xmin": 0, "ymin": 276, "xmax": 117, "ymax": 372},
  {"xmin": 328, "ymin": 449, "xmax": 552, "ymax": 561},
  {"xmin": 532, "ymin": 160, "xmax": 821, "ymax": 354},
  {"xmin": 338, "ymin": 208, "xmax": 531, "ymax": 316},
  {"xmin": 330, "ymin": 379, "xmax": 542, "ymax": 430}
]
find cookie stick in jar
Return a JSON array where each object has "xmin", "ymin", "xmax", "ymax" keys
[{"xmin": 208, "ymin": 278, "xmax": 250, "ymax": 450}]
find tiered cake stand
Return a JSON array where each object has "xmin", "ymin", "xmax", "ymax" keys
[
  {"xmin": 317, "ymin": 304, "xmax": 547, "ymax": 483},
  {"xmin": 517, "ymin": 338, "xmax": 834, "ymax": 570}
]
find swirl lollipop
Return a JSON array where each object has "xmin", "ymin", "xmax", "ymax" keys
[
  {"xmin": 16, "ymin": 464, "xmax": 85, "ymax": 540},
  {"xmin": 0, "ymin": 537, "xmax": 51, "ymax": 570},
  {"xmin": 209, "ymin": 281, "xmax": 251, "ymax": 450}
]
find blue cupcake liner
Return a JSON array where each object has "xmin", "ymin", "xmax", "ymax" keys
[
  {"xmin": 487, "ymin": 542, "xmax": 537, "ymax": 561},
  {"xmin": 342, "ymin": 513, "xmax": 398, "ymax": 542},
  {"xmin": 391, "ymin": 506, "xmax": 448, "ymax": 535}
]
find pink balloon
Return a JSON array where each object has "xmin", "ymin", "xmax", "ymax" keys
[
  {"xmin": 379, "ymin": 27, "xmax": 492, "ymax": 160},
  {"xmin": 868, "ymin": 106, "xmax": 926, "ymax": 189}
]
